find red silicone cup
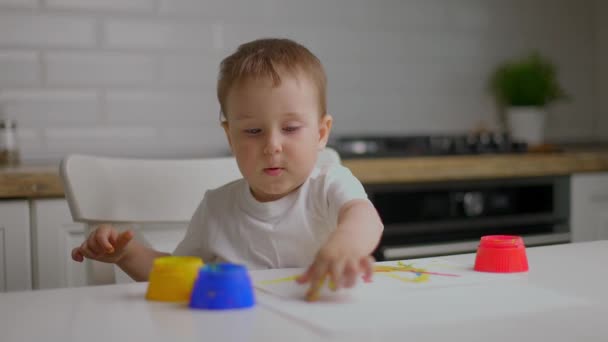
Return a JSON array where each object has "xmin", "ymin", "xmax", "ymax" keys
[{"xmin": 474, "ymin": 235, "xmax": 529, "ymax": 273}]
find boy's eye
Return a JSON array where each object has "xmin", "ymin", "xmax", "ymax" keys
[
  {"xmin": 283, "ymin": 126, "xmax": 300, "ymax": 133},
  {"xmin": 244, "ymin": 128, "xmax": 261, "ymax": 135}
]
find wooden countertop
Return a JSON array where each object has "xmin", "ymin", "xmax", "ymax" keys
[
  {"xmin": 0, "ymin": 164, "xmax": 64, "ymax": 199},
  {"xmin": 3, "ymin": 150, "xmax": 608, "ymax": 198},
  {"xmin": 342, "ymin": 151, "xmax": 608, "ymax": 184}
]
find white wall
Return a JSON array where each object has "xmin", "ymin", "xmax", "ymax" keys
[
  {"xmin": 0, "ymin": 0, "xmax": 601, "ymax": 161},
  {"xmin": 595, "ymin": 0, "xmax": 608, "ymax": 139}
]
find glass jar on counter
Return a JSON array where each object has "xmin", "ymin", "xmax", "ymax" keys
[{"xmin": 0, "ymin": 113, "xmax": 20, "ymax": 166}]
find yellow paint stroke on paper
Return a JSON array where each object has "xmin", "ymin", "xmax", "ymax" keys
[
  {"xmin": 258, "ymin": 275, "xmax": 299, "ymax": 285},
  {"xmin": 257, "ymin": 261, "xmax": 438, "ymax": 288},
  {"xmin": 257, "ymin": 275, "xmax": 336, "ymax": 289},
  {"xmin": 373, "ymin": 262, "xmax": 430, "ymax": 283}
]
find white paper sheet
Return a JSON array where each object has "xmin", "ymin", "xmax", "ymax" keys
[
  {"xmin": 251, "ymin": 259, "xmax": 589, "ymax": 337},
  {"xmin": 252, "ymin": 259, "xmax": 517, "ymax": 301}
]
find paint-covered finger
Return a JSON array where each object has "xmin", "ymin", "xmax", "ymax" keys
[
  {"xmin": 309, "ymin": 260, "xmax": 328, "ymax": 286},
  {"xmin": 305, "ymin": 274, "xmax": 327, "ymax": 302},
  {"xmin": 305, "ymin": 261, "xmax": 328, "ymax": 301}
]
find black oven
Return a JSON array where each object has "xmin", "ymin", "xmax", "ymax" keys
[{"xmin": 367, "ymin": 176, "xmax": 570, "ymax": 260}]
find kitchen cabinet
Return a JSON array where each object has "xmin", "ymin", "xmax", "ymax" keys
[
  {"xmin": 570, "ymin": 172, "xmax": 608, "ymax": 242},
  {"xmin": 32, "ymin": 199, "xmax": 87, "ymax": 289},
  {"xmin": 0, "ymin": 200, "xmax": 31, "ymax": 292}
]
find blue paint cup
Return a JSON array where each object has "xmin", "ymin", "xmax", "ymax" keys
[{"xmin": 189, "ymin": 263, "xmax": 255, "ymax": 310}]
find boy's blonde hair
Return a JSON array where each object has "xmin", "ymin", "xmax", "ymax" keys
[{"xmin": 217, "ymin": 38, "xmax": 327, "ymax": 119}]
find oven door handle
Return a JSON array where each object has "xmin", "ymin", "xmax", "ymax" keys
[{"xmin": 381, "ymin": 233, "xmax": 571, "ymax": 260}]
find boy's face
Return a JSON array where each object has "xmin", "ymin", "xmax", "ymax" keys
[{"xmin": 222, "ymin": 73, "xmax": 332, "ymax": 202}]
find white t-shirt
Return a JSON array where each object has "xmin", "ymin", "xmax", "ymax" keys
[{"xmin": 173, "ymin": 164, "xmax": 369, "ymax": 269}]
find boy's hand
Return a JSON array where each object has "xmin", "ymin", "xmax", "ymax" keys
[
  {"xmin": 71, "ymin": 224, "xmax": 134, "ymax": 264},
  {"xmin": 296, "ymin": 200, "xmax": 383, "ymax": 301},
  {"xmin": 296, "ymin": 241, "xmax": 374, "ymax": 301}
]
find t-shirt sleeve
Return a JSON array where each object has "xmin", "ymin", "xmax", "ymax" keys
[
  {"xmin": 324, "ymin": 165, "xmax": 369, "ymax": 224},
  {"xmin": 172, "ymin": 194, "xmax": 214, "ymax": 260}
]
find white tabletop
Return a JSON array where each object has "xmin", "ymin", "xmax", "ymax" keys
[{"xmin": 1, "ymin": 240, "xmax": 607, "ymax": 342}]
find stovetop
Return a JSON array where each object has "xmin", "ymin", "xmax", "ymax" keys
[{"xmin": 330, "ymin": 133, "xmax": 528, "ymax": 159}]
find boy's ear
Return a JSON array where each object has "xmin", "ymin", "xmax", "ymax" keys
[
  {"xmin": 317, "ymin": 114, "xmax": 333, "ymax": 150},
  {"xmin": 221, "ymin": 121, "xmax": 233, "ymax": 151}
]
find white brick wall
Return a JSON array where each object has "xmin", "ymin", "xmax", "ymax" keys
[
  {"xmin": 104, "ymin": 19, "xmax": 212, "ymax": 49},
  {"xmin": 105, "ymin": 90, "xmax": 215, "ymax": 124},
  {"xmin": 0, "ymin": 51, "xmax": 40, "ymax": 86},
  {"xmin": 0, "ymin": 13, "xmax": 95, "ymax": 47},
  {"xmin": 46, "ymin": 0, "xmax": 156, "ymax": 12},
  {"xmin": 0, "ymin": 0, "xmax": 36, "ymax": 8},
  {"xmin": 0, "ymin": 0, "xmax": 604, "ymax": 162},
  {"xmin": 0, "ymin": 89, "xmax": 99, "ymax": 126},
  {"xmin": 158, "ymin": 53, "xmax": 221, "ymax": 87},
  {"xmin": 45, "ymin": 52, "xmax": 158, "ymax": 86}
]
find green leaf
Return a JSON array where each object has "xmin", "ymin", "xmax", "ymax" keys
[{"xmin": 489, "ymin": 52, "xmax": 568, "ymax": 107}]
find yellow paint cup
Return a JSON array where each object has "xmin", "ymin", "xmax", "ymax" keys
[{"xmin": 145, "ymin": 256, "xmax": 204, "ymax": 302}]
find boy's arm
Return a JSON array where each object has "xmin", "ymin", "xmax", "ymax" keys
[
  {"xmin": 116, "ymin": 241, "xmax": 169, "ymax": 281},
  {"xmin": 331, "ymin": 199, "xmax": 383, "ymax": 256}
]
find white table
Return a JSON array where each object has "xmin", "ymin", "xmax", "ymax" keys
[{"xmin": 1, "ymin": 241, "xmax": 607, "ymax": 342}]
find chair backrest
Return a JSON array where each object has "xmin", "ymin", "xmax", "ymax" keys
[
  {"xmin": 60, "ymin": 148, "xmax": 341, "ymax": 285},
  {"xmin": 61, "ymin": 155, "xmax": 243, "ymax": 285},
  {"xmin": 61, "ymin": 155, "xmax": 242, "ymax": 224}
]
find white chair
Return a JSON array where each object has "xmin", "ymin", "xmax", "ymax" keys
[
  {"xmin": 60, "ymin": 155, "xmax": 243, "ymax": 285},
  {"xmin": 60, "ymin": 148, "xmax": 341, "ymax": 285}
]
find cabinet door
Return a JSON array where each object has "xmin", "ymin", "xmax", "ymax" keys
[
  {"xmin": 0, "ymin": 200, "xmax": 31, "ymax": 292},
  {"xmin": 571, "ymin": 173, "xmax": 608, "ymax": 242},
  {"xmin": 32, "ymin": 199, "xmax": 86, "ymax": 289}
]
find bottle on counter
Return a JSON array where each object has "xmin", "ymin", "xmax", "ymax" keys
[{"xmin": 0, "ymin": 105, "xmax": 20, "ymax": 166}]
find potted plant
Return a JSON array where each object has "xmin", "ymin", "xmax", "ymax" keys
[{"xmin": 489, "ymin": 52, "xmax": 568, "ymax": 145}]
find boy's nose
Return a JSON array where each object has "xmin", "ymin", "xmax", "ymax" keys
[{"xmin": 263, "ymin": 134, "xmax": 282, "ymax": 155}]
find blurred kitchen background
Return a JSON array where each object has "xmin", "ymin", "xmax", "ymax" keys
[
  {"xmin": 0, "ymin": 0, "xmax": 606, "ymax": 162},
  {"xmin": 2, "ymin": 0, "xmax": 608, "ymax": 291}
]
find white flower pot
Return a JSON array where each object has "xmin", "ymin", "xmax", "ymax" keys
[{"xmin": 507, "ymin": 107, "xmax": 546, "ymax": 145}]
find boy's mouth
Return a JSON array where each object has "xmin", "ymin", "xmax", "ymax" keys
[{"xmin": 263, "ymin": 167, "xmax": 284, "ymax": 176}]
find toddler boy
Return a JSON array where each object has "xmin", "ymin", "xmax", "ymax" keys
[{"xmin": 72, "ymin": 38, "xmax": 384, "ymax": 298}]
